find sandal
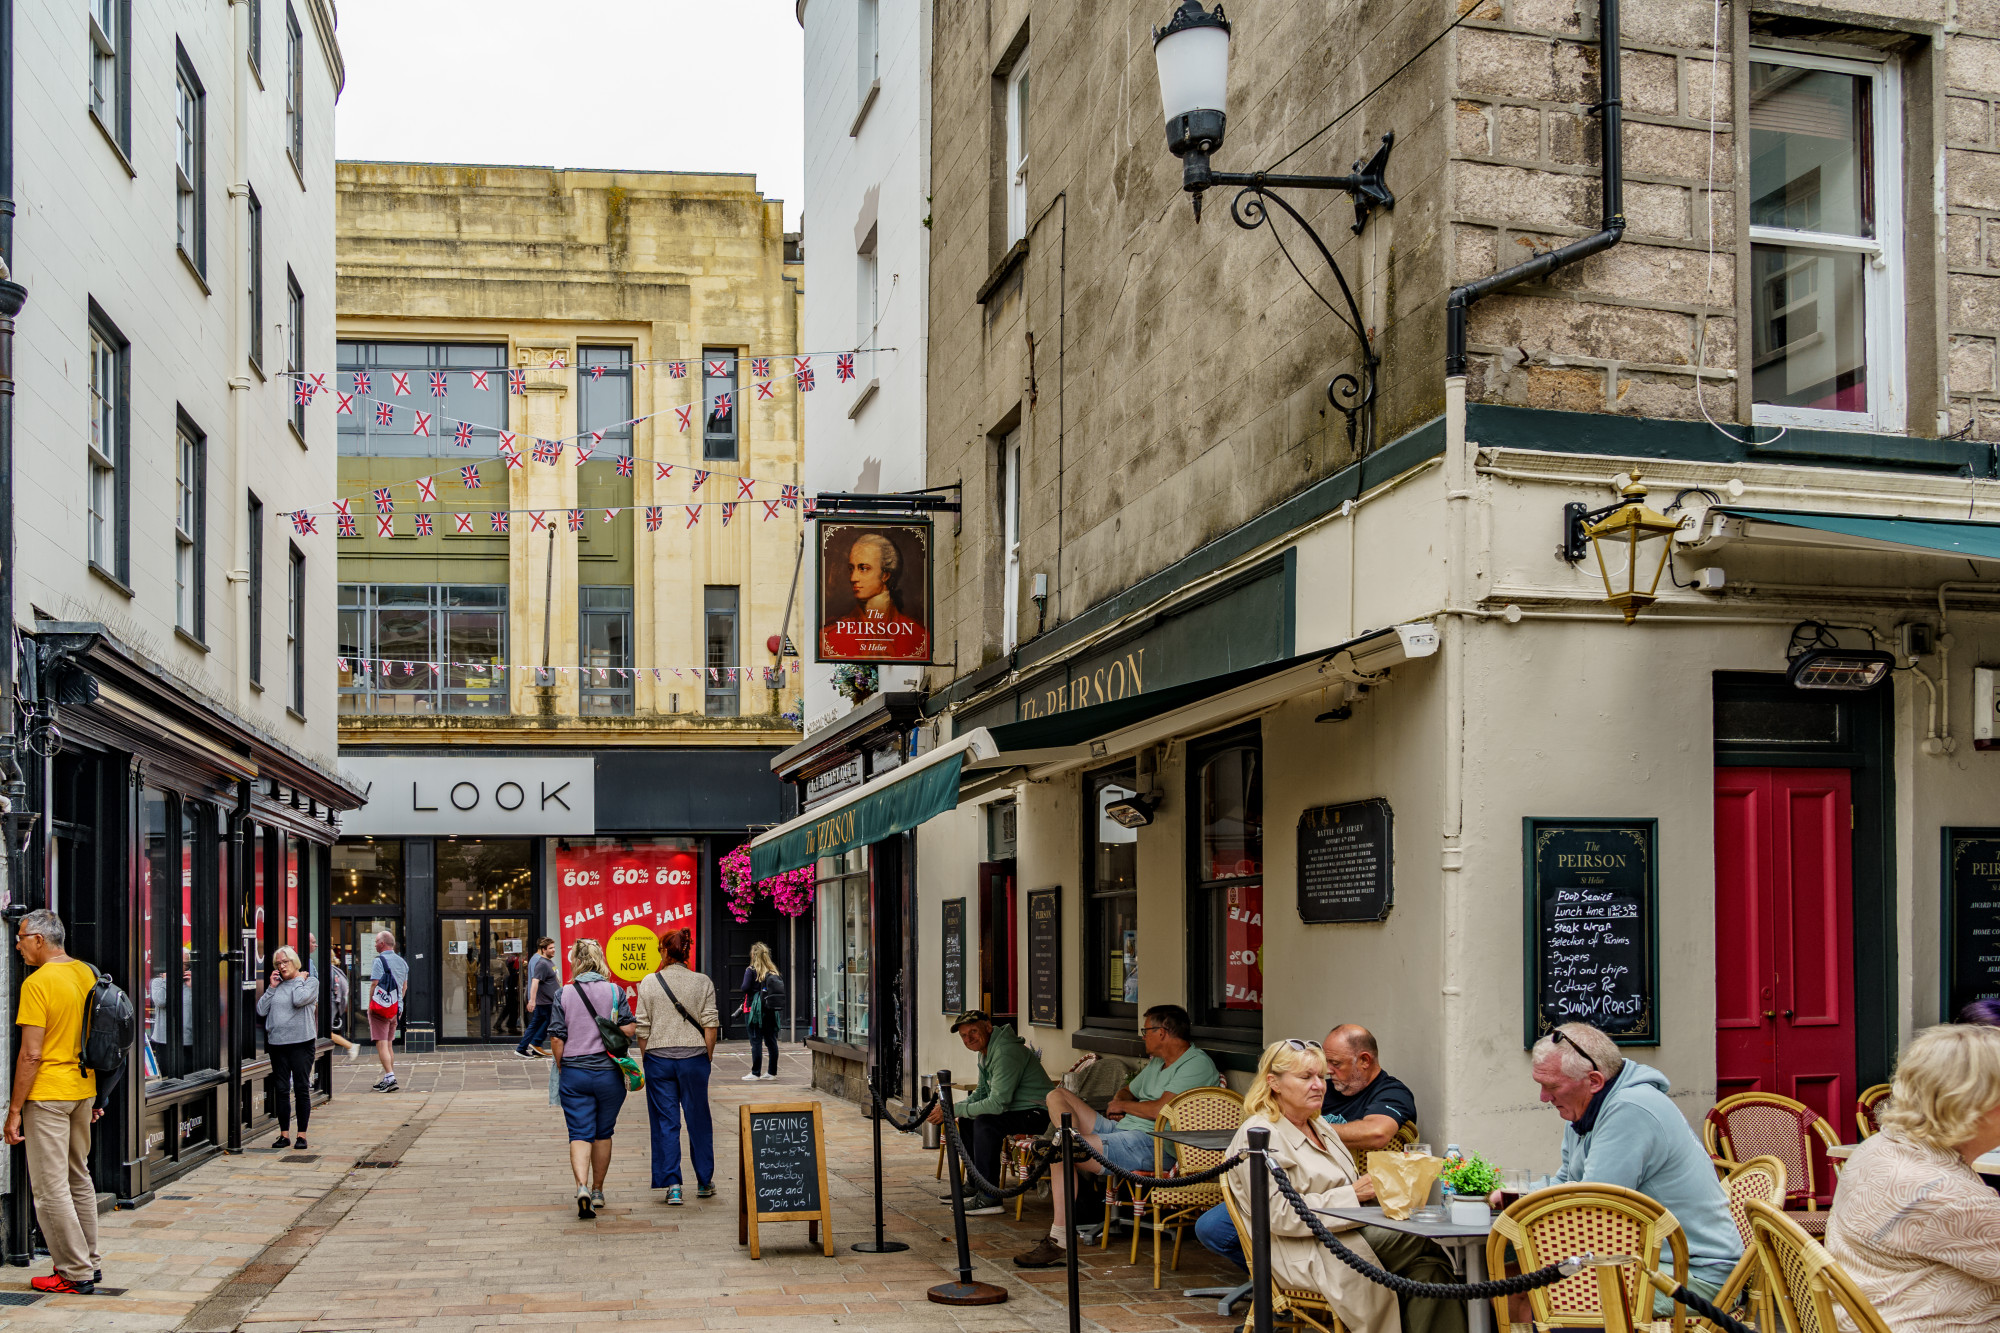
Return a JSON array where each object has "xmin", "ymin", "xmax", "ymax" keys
[{"xmin": 270, "ymin": 1135, "xmax": 292, "ymax": 1150}]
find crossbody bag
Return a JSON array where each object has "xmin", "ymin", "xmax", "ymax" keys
[
  {"xmin": 653, "ymin": 972, "xmax": 712, "ymax": 1060},
  {"xmin": 572, "ymin": 982, "xmax": 643, "ymax": 1091}
]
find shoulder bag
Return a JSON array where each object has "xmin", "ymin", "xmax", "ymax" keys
[
  {"xmin": 572, "ymin": 982, "xmax": 643, "ymax": 1091},
  {"xmin": 654, "ymin": 972, "xmax": 711, "ymax": 1058}
]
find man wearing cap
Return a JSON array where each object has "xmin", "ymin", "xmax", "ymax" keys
[{"xmin": 929, "ymin": 1010, "xmax": 1055, "ymax": 1216}]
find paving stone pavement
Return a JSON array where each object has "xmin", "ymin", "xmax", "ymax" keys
[{"xmin": 0, "ymin": 1042, "xmax": 1247, "ymax": 1332}]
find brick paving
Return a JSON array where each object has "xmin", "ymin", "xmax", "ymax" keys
[{"xmin": 0, "ymin": 1043, "xmax": 1246, "ymax": 1332}]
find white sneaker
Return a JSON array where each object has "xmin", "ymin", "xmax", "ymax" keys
[
  {"xmin": 760, "ymin": 1073, "xmax": 779, "ymax": 1080},
  {"xmin": 346, "ymin": 1044, "xmax": 361, "ymax": 1063},
  {"xmin": 741, "ymin": 1073, "xmax": 762, "ymax": 1082}
]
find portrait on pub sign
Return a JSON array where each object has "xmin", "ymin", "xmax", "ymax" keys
[{"xmin": 815, "ymin": 519, "xmax": 933, "ymax": 664}]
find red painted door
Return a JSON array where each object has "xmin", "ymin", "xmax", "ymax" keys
[{"xmin": 1713, "ymin": 767, "xmax": 1857, "ymax": 1129}]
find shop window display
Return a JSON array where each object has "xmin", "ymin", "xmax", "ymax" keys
[{"xmin": 815, "ymin": 848, "xmax": 871, "ymax": 1044}]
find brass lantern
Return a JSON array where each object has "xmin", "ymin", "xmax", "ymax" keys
[{"xmin": 1581, "ymin": 474, "xmax": 1682, "ymax": 623}]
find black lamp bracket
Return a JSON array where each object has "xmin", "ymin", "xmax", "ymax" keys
[{"xmin": 1558, "ymin": 498, "xmax": 1640, "ymax": 564}]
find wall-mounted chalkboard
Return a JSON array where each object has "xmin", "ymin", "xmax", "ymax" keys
[
  {"xmin": 1297, "ymin": 800, "xmax": 1394, "ymax": 923},
  {"xmin": 942, "ymin": 897, "xmax": 967, "ymax": 1014},
  {"xmin": 1943, "ymin": 829, "xmax": 2000, "ymax": 1020},
  {"xmin": 1027, "ymin": 886, "xmax": 1061, "ymax": 1028},
  {"xmin": 737, "ymin": 1102, "xmax": 833, "ymax": 1258},
  {"xmin": 1523, "ymin": 818, "xmax": 1658, "ymax": 1046}
]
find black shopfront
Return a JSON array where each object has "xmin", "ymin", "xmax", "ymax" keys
[{"xmin": 7, "ymin": 626, "xmax": 360, "ymax": 1238}]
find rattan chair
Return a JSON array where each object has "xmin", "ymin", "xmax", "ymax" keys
[
  {"xmin": 1704, "ymin": 1156, "xmax": 1786, "ymax": 1332},
  {"xmin": 1121, "ymin": 1086, "xmax": 1244, "ymax": 1286},
  {"xmin": 1219, "ymin": 1177, "xmax": 1347, "ymax": 1333},
  {"xmin": 1703, "ymin": 1092, "xmax": 1842, "ymax": 1236},
  {"xmin": 1854, "ymin": 1084, "xmax": 1892, "ymax": 1141},
  {"xmin": 1741, "ymin": 1199, "xmax": 1894, "ymax": 1333},
  {"xmin": 1485, "ymin": 1181, "xmax": 1690, "ymax": 1332}
]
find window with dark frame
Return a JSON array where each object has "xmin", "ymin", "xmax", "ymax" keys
[
  {"xmin": 338, "ymin": 584, "xmax": 508, "ymax": 715},
  {"xmin": 578, "ymin": 345, "xmax": 634, "ymax": 550},
  {"xmin": 287, "ymin": 270, "xmax": 304, "ymax": 436},
  {"xmin": 703, "ymin": 348, "xmax": 737, "ymax": 460},
  {"xmin": 337, "ymin": 341, "xmax": 508, "ymax": 456},
  {"xmin": 284, "ymin": 4, "xmax": 303, "ymax": 170},
  {"xmin": 1188, "ymin": 727, "xmax": 1263, "ymax": 1039},
  {"xmin": 89, "ymin": 0, "xmax": 130, "ymax": 155},
  {"xmin": 287, "ymin": 544, "xmax": 305, "ymax": 715},
  {"xmin": 1085, "ymin": 764, "xmax": 1140, "ymax": 1025},
  {"xmin": 174, "ymin": 49, "xmax": 205, "ymax": 274},
  {"xmin": 87, "ymin": 307, "xmax": 129, "ymax": 582},
  {"xmin": 248, "ymin": 0, "xmax": 262, "ymax": 72},
  {"xmin": 247, "ymin": 188, "xmax": 263, "ymax": 368},
  {"xmin": 143, "ymin": 789, "xmax": 223, "ymax": 1084},
  {"xmin": 248, "ymin": 493, "xmax": 265, "ymax": 686},
  {"xmin": 704, "ymin": 586, "xmax": 739, "ymax": 716},
  {"xmin": 579, "ymin": 586, "xmax": 634, "ymax": 715},
  {"xmin": 175, "ymin": 416, "xmax": 205, "ymax": 639}
]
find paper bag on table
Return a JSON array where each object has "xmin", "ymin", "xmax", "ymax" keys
[{"xmin": 1367, "ymin": 1151, "xmax": 1443, "ymax": 1221}]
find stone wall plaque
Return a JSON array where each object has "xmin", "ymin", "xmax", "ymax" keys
[{"xmin": 1297, "ymin": 799, "xmax": 1393, "ymax": 923}]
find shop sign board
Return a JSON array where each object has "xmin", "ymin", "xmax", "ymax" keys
[
  {"xmin": 1297, "ymin": 800, "xmax": 1394, "ymax": 923},
  {"xmin": 738, "ymin": 1102, "xmax": 833, "ymax": 1259},
  {"xmin": 814, "ymin": 518, "xmax": 934, "ymax": 664},
  {"xmin": 1027, "ymin": 886, "xmax": 1061, "ymax": 1028},
  {"xmin": 1523, "ymin": 818, "xmax": 1659, "ymax": 1046},
  {"xmin": 941, "ymin": 897, "xmax": 967, "ymax": 1015},
  {"xmin": 554, "ymin": 838, "xmax": 700, "ymax": 984},
  {"xmin": 1943, "ymin": 828, "xmax": 2000, "ymax": 1018},
  {"xmin": 340, "ymin": 756, "xmax": 594, "ymax": 836}
]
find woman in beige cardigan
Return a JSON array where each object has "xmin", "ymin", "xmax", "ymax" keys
[{"xmin": 1225, "ymin": 1040, "xmax": 1464, "ymax": 1333}]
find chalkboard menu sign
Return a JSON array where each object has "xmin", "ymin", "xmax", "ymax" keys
[
  {"xmin": 737, "ymin": 1101, "xmax": 833, "ymax": 1258},
  {"xmin": 942, "ymin": 897, "xmax": 967, "ymax": 1014},
  {"xmin": 1297, "ymin": 800, "xmax": 1394, "ymax": 923},
  {"xmin": 1523, "ymin": 818, "xmax": 1659, "ymax": 1046},
  {"xmin": 1943, "ymin": 829, "xmax": 2000, "ymax": 1019},
  {"xmin": 1027, "ymin": 886, "xmax": 1061, "ymax": 1027}
]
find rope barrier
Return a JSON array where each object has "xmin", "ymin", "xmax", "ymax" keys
[
  {"xmin": 866, "ymin": 1082, "xmax": 941, "ymax": 1134},
  {"xmin": 1066, "ymin": 1133, "xmax": 1250, "ymax": 1188},
  {"xmin": 1653, "ymin": 1278, "xmax": 1758, "ymax": 1333},
  {"xmin": 936, "ymin": 1110, "xmax": 1065, "ymax": 1201}
]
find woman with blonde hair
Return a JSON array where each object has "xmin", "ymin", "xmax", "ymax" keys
[
  {"xmin": 1827, "ymin": 1023, "xmax": 2000, "ymax": 1332},
  {"xmin": 1223, "ymin": 1040, "xmax": 1462, "ymax": 1333},
  {"xmin": 548, "ymin": 938, "xmax": 636, "ymax": 1218},
  {"xmin": 256, "ymin": 945, "xmax": 318, "ymax": 1150},
  {"xmin": 739, "ymin": 941, "xmax": 783, "ymax": 1081}
]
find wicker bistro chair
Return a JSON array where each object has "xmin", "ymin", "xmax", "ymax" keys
[
  {"xmin": 1485, "ymin": 1182, "xmax": 1690, "ymax": 1332},
  {"xmin": 1740, "ymin": 1199, "xmax": 1894, "ymax": 1333},
  {"xmin": 1854, "ymin": 1084, "xmax": 1892, "ymax": 1141},
  {"xmin": 1706, "ymin": 1156, "xmax": 1786, "ymax": 1332},
  {"xmin": 1117, "ymin": 1087, "xmax": 1246, "ymax": 1286},
  {"xmin": 1219, "ymin": 1178, "xmax": 1347, "ymax": 1333},
  {"xmin": 1702, "ymin": 1093, "xmax": 1843, "ymax": 1236}
]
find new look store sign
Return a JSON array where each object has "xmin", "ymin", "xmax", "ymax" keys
[{"xmin": 339, "ymin": 757, "xmax": 596, "ymax": 836}]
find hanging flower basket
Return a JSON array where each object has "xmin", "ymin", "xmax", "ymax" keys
[
  {"xmin": 832, "ymin": 663, "xmax": 878, "ymax": 704},
  {"xmin": 720, "ymin": 843, "xmax": 815, "ymax": 922}
]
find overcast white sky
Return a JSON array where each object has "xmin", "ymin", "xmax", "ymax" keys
[{"xmin": 333, "ymin": 1, "xmax": 805, "ymax": 223}]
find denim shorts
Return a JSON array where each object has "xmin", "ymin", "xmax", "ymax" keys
[
  {"xmin": 1089, "ymin": 1118, "xmax": 1170, "ymax": 1172},
  {"xmin": 559, "ymin": 1063, "xmax": 627, "ymax": 1142}
]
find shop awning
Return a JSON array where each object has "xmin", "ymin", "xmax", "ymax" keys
[
  {"xmin": 747, "ymin": 623, "xmax": 1436, "ymax": 881},
  {"xmin": 1713, "ymin": 509, "xmax": 2000, "ymax": 562}
]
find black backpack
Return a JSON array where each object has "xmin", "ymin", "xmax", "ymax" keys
[
  {"xmin": 78, "ymin": 964, "xmax": 135, "ymax": 1076},
  {"xmin": 760, "ymin": 971, "xmax": 786, "ymax": 1005}
]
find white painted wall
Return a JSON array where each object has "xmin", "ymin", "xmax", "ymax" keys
[{"xmin": 798, "ymin": 0, "xmax": 931, "ymax": 734}]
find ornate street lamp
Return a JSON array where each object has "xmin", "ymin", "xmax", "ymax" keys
[
  {"xmin": 1153, "ymin": 0, "xmax": 1395, "ymax": 448},
  {"xmin": 1559, "ymin": 474, "xmax": 1682, "ymax": 624}
]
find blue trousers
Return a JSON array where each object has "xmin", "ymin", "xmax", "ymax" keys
[
  {"xmin": 643, "ymin": 1052, "xmax": 714, "ymax": 1188},
  {"xmin": 1195, "ymin": 1201, "xmax": 1245, "ymax": 1270},
  {"xmin": 517, "ymin": 1004, "xmax": 551, "ymax": 1055}
]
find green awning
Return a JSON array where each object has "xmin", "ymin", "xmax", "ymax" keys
[
  {"xmin": 1722, "ymin": 509, "xmax": 2000, "ymax": 561},
  {"xmin": 749, "ymin": 750, "xmax": 965, "ymax": 882}
]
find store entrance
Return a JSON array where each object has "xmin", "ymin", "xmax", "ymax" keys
[
  {"xmin": 440, "ymin": 916, "xmax": 531, "ymax": 1041},
  {"xmin": 333, "ymin": 916, "xmax": 400, "ymax": 1045}
]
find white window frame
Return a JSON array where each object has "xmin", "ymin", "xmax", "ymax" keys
[
  {"xmin": 175, "ymin": 423, "xmax": 201, "ymax": 636},
  {"xmin": 1005, "ymin": 56, "xmax": 1030, "ymax": 247},
  {"xmin": 1000, "ymin": 429, "xmax": 1022, "ymax": 654},
  {"xmin": 858, "ymin": 0, "xmax": 880, "ymax": 103},
  {"xmin": 89, "ymin": 0, "xmax": 117, "ymax": 126},
  {"xmin": 87, "ymin": 328, "xmax": 119, "ymax": 573},
  {"xmin": 856, "ymin": 229, "xmax": 878, "ymax": 388},
  {"xmin": 1747, "ymin": 47, "xmax": 1903, "ymax": 435},
  {"xmin": 174, "ymin": 60, "xmax": 203, "ymax": 269},
  {"xmin": 284, "ymin": 4, "xmax": 303, "ymax": 170}
]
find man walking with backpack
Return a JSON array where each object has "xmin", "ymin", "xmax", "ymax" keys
[
  {"xmin": 5, "ymin": 910, "xmax": 105, "ymax": 1295},
  {"xmin": 368, "ymin": 931, "xmax": 409, "ymax": 1092}
]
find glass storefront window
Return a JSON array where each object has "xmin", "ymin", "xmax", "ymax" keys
[
  {"xmin": 334, "ymin": 840, "xmax": 404, "ymax": 905},
  {"xmin": 815, "ymin": 848, "xmax": 871, "ymax": 1045},
  {"xmin": 436, "ymin": 839, "xmax": 533, "ymax": 912},
  {"xmin": 142, "ymin": 789, "xmax": 172, "ymax": 1089},
  {"xmin": 1086, "ymin": 765, "xmax": 1139, "ymax": 1021},
  {"xmin": 1193, "ymin": 734, "xmax": 1263, "ymax": 1030}
]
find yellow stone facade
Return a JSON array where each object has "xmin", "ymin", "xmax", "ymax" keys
[{"xmin": 334, "ymin": 163, "xmax": 804, "ymax": 747}]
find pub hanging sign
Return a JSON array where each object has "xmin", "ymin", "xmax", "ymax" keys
[
  {"xmin": 814, "ymin": 518, "xmax": 935, "ymax": 665},
  {"xmin": 1523, "ymin": 818, "xmax": 1659, "ymax": 1046}
]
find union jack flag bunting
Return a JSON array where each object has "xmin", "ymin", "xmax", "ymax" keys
[
  {"xmin": 675, "ymin": 405, "xmax": 693, "ymax": 432},
  {"xmin": 722, "ymin": 503, "xmax": 735, "ymax": 526},
  {"xmin": 712, "ymin": 393, "xmax": 731, "ymax": 419},
  {"xmin": 706, "ymin": 359, "xmax": 729, "ymax": 378},
  {"xmin": 588, "ymin": 364, "xmax": 605, "ymax": 380},
  {"xmin": 430, "ymin": 370, "xmax": 449, "ymax": 398},
  {"xmin": 574, "ymin": 444, "xmax": 593, "ymax": 466},
  {"xmin": 352, "ymin": 371, "xmax": 372, "ymax": 396},
  {"xmin": 691, "ymin": 470, "xmax": 709, "ymax": 491},
  {"xmin": 502, "ymin": 449, "xmax": 524, "ymax": 471},
  {"xmin": 751, "ymin": 358, "xmax": 771, "ymax": 378},
  {"xmin": 737, "ymin": 477, "xmax": 755, "ymax": 499},
  {"xmin": 290, "ymin": 511, "xmax": 317, "ymax": 535},
  {"xmin": 655, "ymin": 461, "xmax": 674, "ymax": 480},
  {"xmin": 336, "ymin": 392, "xmax": 356, "ymax": 415},
  {"xmin": 460, "ymin": 464, "xmax": 482, "ymax": 489},
  {"xmin": 415, "ymin": 514, "xmax": 434, "ymax": 537},
  {"xmin": 338, "ymin": 514, "xmax": 357, "ymax": 537},
  {"xmin": 333, "ymin": 499, "xmax": 352, "ymax": 518},
  {"xmin": 685, "ymin": 505, "xmax": 701, "ymax": 528},
  {"xmin": 392, "ymin": 372, "xmax": 412, "ymax": 396},
  {"xmin": 294, "ymin": 381, "xmax": 315, "ymax": 406},
  {"xmin": 416, "ymin": 477, "xmax": 438, "ymax": 503},
  {"xmin": 793, "ymin": 356, "xmax": 811, "ymax": 374},
  {"xmin": 755, "ymin": 381, "xmax": 775, "ymax": 401},
  {"xmin": 377, "ymin": 515, "xmax": 395, "ymax": 538},
  {"xmin": 373, "ymin": 488, "xmax": 394, "ymax": 513},
  {"xmin": 454, "ymin": 513, "xmax": 473, "ymax": 534},
  {"xmin": 802, "ymin": 497, "xmax": 818, "ymax": 518},
  {"xmin": 491, "ymin": 511, "xmax": 509, "ymax": 534},
  {"xmin": 547, "ymin": 352, "xmax": 566, "ymax": 369},
  {"xmin": 615, "ymin": 455, "xmax": 634, "ymax": 478},
  {"xmin": 412, "ymin": 411, "xmax": 432, "ymax": 437},
  {"xmin": 589, "ymin": 430, "xmax": 604, "ymax": 447},
  {"xmin": 566, "ymin": 510, "xmax": 584, "ymax": 532},
  {"xmin": 531, "ymin": 439, "xmax": 555, "ymax": 464},
  {"xmin": 509, "ymin": 369, "xmax": 526, "ymax": 395},
  {"xmin": 667, "ymin": 361, "xmax": 687, "ymax": 379},
  {"xmin": 781, "ymin": 484, "xmax": 800, "ymax": 509},
  {"xmin": 470, "ymin": 370, "xmax": 489, "ymax": 392},
  {"xmin": 796, "ymin": 368, "xmax": 816, "ymax": 392},
  {"xmin": 645, "ymin": 506, "xmax": 663, "ymax": 531},
  {"xmin": 310, "ymin": 373, "xmax": 328, "ymax": 394},
  {"xmin": 336, "ymin": 657, "xmax": 348, "ymax": 673},
  {"xmin": 837, "ymin": 353, "xmax": 856, "ymax": 382},
  {"xmin": 762, "ymin": 501, "xmax": 780, "ymax": 521},
  {"xmin": 375, "ymin": 402, "xmax": 394, "ymax": 426},
  {"xmin": 529, "ymin": 512, "xmax": 548, "ymax": 531},
  {"xmin": 601, "ymin": 507, "xmax": 617, "ymax": 523},
  {"xmin": 454, "ymin": 422, "xmax": 473, "ymax": 448}
]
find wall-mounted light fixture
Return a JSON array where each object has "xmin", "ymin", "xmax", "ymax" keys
[
  {"xmin": 1103, "ymin": 793, "xmax": 1159, "ymax": 828},
  {"xmin": 1785, "ymin": 622, "xmax": 1893, "ymax": 691},
  {"xmin": 1558, "ymin": 473, "xmax": 1682, "ymax": 623}
]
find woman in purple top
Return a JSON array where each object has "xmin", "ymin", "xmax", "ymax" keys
[{"xmin": 549, "ymin": 938, "xmax": 635, "ymax": 1218}]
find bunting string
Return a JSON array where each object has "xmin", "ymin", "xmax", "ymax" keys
[
  {"xmin": 337, "ymin": 655, "xmax": 806, "ymax": 685},
  {"xmin": 300, "ymin": 495, "xmax": 817, "ymax": 538},
  {"xmin": 285, "ymin": 346, "xmax": 893, "ymax": 384}
]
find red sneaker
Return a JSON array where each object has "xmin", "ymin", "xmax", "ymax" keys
[{"xmin": 30, "ymin": 1273, "xmax": 94, "ymax": 1295}]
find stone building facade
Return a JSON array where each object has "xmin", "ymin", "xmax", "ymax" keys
[{"xmin": 332, "ymin": 165, "xmax": 809, "ymax": 1041}]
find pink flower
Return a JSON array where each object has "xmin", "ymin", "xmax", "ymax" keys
[{"xmin": 720, "ymin": 844, "xmax": 815, "ymax": 922}]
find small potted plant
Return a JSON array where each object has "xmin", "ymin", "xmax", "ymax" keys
[{"xmin": 1441, "ymin": 1152, "xmax": 1502, "ymax": 1224}]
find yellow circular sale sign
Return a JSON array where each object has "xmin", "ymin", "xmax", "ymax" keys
[{"xmin": 606, "ymin": 924, "xmax": 658, "ymax": 983}]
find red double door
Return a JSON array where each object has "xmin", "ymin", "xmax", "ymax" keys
[{"xmin": 1713, "ymin": 767, "xmax": 1857, "ymax": 1127}]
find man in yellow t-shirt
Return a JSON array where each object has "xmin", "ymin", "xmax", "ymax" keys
[{"xmin": 4, "ymin": 910, "xmax": 102, "ymax": 1295}]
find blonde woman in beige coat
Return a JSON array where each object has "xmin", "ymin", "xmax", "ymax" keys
[{"xmin": 1225, "ymin": 1040, "xmax": 1465, "ymax": 1333}]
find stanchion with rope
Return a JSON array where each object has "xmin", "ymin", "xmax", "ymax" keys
[
  {"xmin": 851, "ymin": 1067, "xmax": 910, "ymax": 1255},
  {"xmin": 1061, "ymin": 1114, "xmax": 1081, "ymax": 1333},
  {"xmin": 1246, "ymin": 1126, "xmax": 1275, "ymax": 1333},
  {"xmin": 927, "ymin": 1073, "xmax": 1008, "ymax": 1306}
]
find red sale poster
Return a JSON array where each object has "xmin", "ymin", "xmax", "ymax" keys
[{"xmin": 554, "ymin": 838, "xmax": 700, "ymax": 985}]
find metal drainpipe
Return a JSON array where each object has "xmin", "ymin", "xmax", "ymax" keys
[{"xmin": 1444, "ymin": 0, "xmax": 1625, "ymax": 377}]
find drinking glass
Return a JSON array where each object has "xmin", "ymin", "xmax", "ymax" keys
[{"xmin": 1409, "ymin": 1142, "xmax": 1433, "ymax": 1158}]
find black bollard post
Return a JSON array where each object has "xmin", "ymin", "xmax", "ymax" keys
[
  {"xmin": 1247, "ymin": 1126, "xmax": 1274, "ymax": 1333},
  {"xmin": 1062, "ymin": 1114, "xmax": 1081, "ymax": 1333},
  {"xmin": 926, "ymin": 1070, "xmax": 1007, "ymax": 1305},
  {"xmin": 852, "ymin": 1067, "xmax": 910, "ymax": 1254}
]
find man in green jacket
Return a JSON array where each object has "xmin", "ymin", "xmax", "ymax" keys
[{"xmin": 928, "ymin": 1009, "xmax": 1054, "ymax": 1215}]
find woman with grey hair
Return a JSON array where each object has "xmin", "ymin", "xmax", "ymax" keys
[{"xmin": 256, "ymin": 946, "xmax": 318, "ymax": 1150}]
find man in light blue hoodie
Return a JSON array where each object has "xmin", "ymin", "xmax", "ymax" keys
[{"xmin": 1526, "ymin": 1023, "xmax": 1741, "ymax": 1312}]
